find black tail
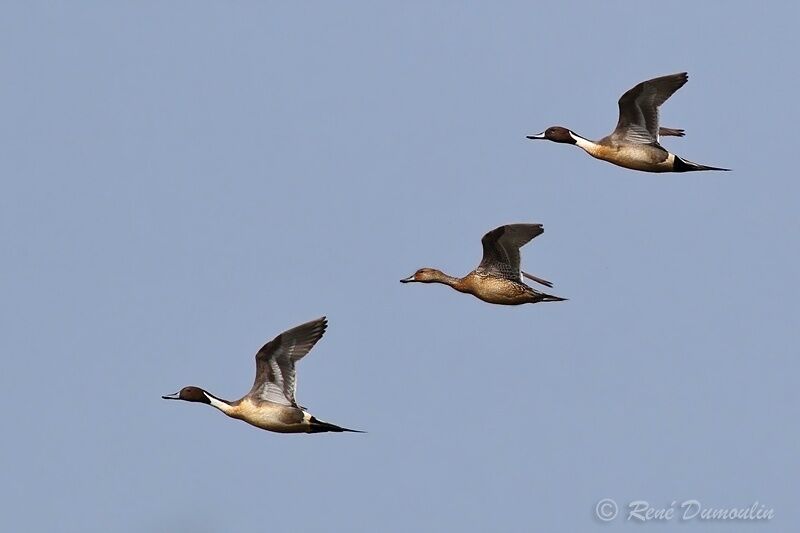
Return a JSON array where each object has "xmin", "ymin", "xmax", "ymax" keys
[
  {"xmin": 309, "ymin": 416, "xmax": 364, "ymax": 434},
  {"xmin": 537, "ymin": 292, "xmax": 568, "ymax": 303},
  {"xmin": 674, "ymin": 155, "xmax": 730, "ymax": 172}
]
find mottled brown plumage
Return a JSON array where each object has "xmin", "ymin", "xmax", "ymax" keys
[{"xmin": 401, "ymin": 224, "xmax": 566, "ymax": 306}]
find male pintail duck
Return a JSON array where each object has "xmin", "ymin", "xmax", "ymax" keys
[
  {"xmin": 400, "ymin": 223, "xmax": 566, "ymax": 306},
  {"xmin": 527, "ymin": 72, "xmax": 729, "ymax": 173},
  {"xmin": 162, "ymin": 317, "xmax": 362, "ymax": 434}
]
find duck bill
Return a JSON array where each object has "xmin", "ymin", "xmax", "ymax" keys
[
  {"xmin": 399, "ymin": 275, "xmax": 416, "ymax": 283},
  {"xmin": 161, "ymin": 391, "xmax": 181, "ymax": 400},
  {"xmin": 526, "ymin": 132, "xmax": 546, "ymax": 139}
]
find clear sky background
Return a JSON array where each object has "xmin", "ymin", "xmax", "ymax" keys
[{"xmin": 1, "ymin": 2, "xmax": 798, "ymax": 532}]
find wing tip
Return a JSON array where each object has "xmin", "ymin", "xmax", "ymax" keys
[{"xmin": 312, "ymin": 316, "xmax": 328, "ymax": 338}]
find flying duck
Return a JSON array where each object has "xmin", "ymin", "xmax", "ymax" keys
[
  {"xmin": 162, "ymin": 317, "xmax": 362, "ymax": 434},
  {"xmin": 528, "ymin": 72, "xmax": 729, "ymax": 172},
  {"xmin": 400, "ymin": 223, "xmax": 566, "ymax": 305}
]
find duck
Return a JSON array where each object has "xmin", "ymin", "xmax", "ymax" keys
[
  {"xmin": 162, "ymin": 317, "xmax": 362, "ymax": 434},
  {"xmin": 527, "ymin": 72, "xmax": 729, "ymax": 173},
  {"xmin": 400, "ymin": 223, "xmax": 566, "ymax": 306}
]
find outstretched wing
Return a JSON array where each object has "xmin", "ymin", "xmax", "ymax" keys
[
  {"xmin": 477, "ymin": 224, "xmax": 544, "ymax": 282},
  {"xmin": 249, "ymin": 317, "xmax": 328, "ymax": 406},
  {"xmin": 522, "ymin": 270, "xmax": 553, "ymax": 288},
  {"xmin": 613, "ymin": 72, "xmax": 688, "ymax": 144},
  {"xmin": 659, "ymin": 127, "xmax": 685, "ymax": 138}
]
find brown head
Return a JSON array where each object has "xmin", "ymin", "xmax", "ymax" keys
[
  {"xmin": 526, "ymin": 126, "xmax": 577, "ymax": 144},
  {"xmin": 162, "ymin": 386, "xmax": 211, "ymax": 404},
  {"xmin": 400, "ymin": 268, "xmax": 448, "ymax": 284}
]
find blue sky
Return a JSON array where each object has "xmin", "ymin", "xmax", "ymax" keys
[{"xmin": 1, "ymin": 2, "xmax": 798, "ymax": 532}]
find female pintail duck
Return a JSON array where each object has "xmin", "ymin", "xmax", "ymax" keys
[
  {"xmin": 527, "ymin": 72, "xmax": 730, "ymax": 173},
  {"xmin": 162, "ymin": 317, "xmax": 362, "ymax": 434},
  {"xmin": 400, "ymin": 223, "xmax": 566, "ymax": 306}
]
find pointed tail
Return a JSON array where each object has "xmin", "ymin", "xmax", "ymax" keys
[
  {"xmin": 537, "ymin": 292, "xmax": 568, "ymax": 303},
  {"xmin": 674, "ymin": 155, "xmax": 730, "ymax": 172},
  {"xmin": 309, "ymin": 416, "xmax": 365, "ymax": 434}
]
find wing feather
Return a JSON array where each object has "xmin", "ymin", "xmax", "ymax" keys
[
  {"xmin": 613, "ymin": 72, "xmax": 688, "ymax": 144},
  {"xmin": 249, "ymin": 317, "xmax": 328, "ymax": 406},
  {"xmin": 477, "ymin": 224, "xmax": 544, "ymax": 282}
]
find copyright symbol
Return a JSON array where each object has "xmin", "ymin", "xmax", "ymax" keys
[{"xmin": 595, "ymin": 498, "xmax": 618, "ymax": 521}]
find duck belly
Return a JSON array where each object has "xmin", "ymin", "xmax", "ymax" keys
[
  {"xmin": 584, "ymin": 142, "xmax": 674, "ymax": 172},
  {"xmin": 469, "ymin": 278, "xmax": 529, "ymax": 305},
  {"xmin": 234, "ymin": 401, "xmax": 309, "ymax": 433}
]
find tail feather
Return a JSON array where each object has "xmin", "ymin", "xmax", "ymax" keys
[
  {"xmin": 309, "ymin": 416, "xmax": 364, "ymax": 434},
  {"xmin": 674, "ymin": 155, "xmax": 730, "ymax": 172},
  {"xmin": 537, "ymin": 292, "xmax": 568, "ymax": 303}
]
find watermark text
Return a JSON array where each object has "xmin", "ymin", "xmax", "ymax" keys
[{"xmin": 594, "ymin": 498, "xmax": 774, "ymax": 523}]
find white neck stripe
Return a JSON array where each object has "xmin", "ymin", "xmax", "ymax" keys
[
  {"xmin": 205, "ymin": 393, "xmax": 232, "ymax": 414},
  {"xmin": 569, "ymin": 132, "xmax": 597, "ymax": 151}
]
